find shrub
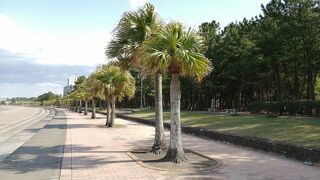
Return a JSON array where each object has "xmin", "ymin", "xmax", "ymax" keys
[
  {"xmin": 247, "ymin": 101, "xmax": 268, "ymax": 113},
  {"xmin": 285, "ymin": 101, "xmax": 299, "ymax": 115},
  {"xmin": 247, "ymin": 100, "xmax": 320, "ymax": 117},
  {"xmin": 265, "ymin": 114, "xmax": 278, "ymax": 118},
  {"xmin": 230, "ymin": 113, "xmax": 240, "ymax": 116}
]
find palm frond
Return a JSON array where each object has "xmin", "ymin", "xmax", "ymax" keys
[
  {"xmin": 105, "ymin": 3, "xmax": 163, "ymax": 72},
  {"xmin": 141, "ymin": 21, "xmax": 212, "ymax": 81},
  {"xmin": 94, "ymin": 65, "xmax": 136, "ymax": 101}
]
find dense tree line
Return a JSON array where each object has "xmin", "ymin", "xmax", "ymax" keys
[
  {"xmin": 117, "ymin": 0, "xmax": 320, "ymax": 110},
  {"xmin": 36, "ymin": 91, "xmax": 61, "ymax": 106}
]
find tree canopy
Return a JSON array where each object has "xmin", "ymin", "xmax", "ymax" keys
[
  {"xmin": 116, "ymin": 0, "xmax": 320, "ymax": 110},
  {"xmin": 37, "ymin": 91, "xmax": 60, "ymax": 102}
]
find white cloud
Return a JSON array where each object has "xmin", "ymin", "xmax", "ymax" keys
[
  {"xmin": 0, "ymin": 14, "xmax": 112, "ymax": 66},
  {"xmin": 36, "ymin": 82, "xmax": 61, "ymax": 88},
  {"xmin": 127, "ymin": 0, "xmax": 148, "ymax": 9}
]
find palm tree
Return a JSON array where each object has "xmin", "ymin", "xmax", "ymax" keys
[
  {"xmin": 142, "ymin": 22, "xmax": 212, "ymax": 163},
  {"xmin": 71, "ymin": 91, "xmax": 80, "ymax": 112},
  {"xmin": 73, "ymin": 76, "xmax": 86, "ymax": 113},
  {"xmin": 96, "ymin": 65, "xmax": 136, "ymax": 127},
  {"xmin": 86, "ymin": 72, "xmax": 102, "ymax": 119},
  {"xmin": 80, "ymin": 79, "xmax": 92, "ymax": 116},
  {"xmin": 73, "ymin": 80, "xmax": 89, "ymax": 114},
  {"xmin": 106, "ymin": 3, "xmax": 167, "ymax": 154},
  {"xmin": 62, "ymin": 94, "xmax": 73, "ymax": 110},
  {"xmin": 67, "ymin": 92, "xmax": 76, "ymax": 111},
  {"xmin": 69, "ymin": 92, "xmax": 78, "ymax": 112},
  {"xmin": 75, "ymin": 84, "xmax": 86, "ymax": 114}
]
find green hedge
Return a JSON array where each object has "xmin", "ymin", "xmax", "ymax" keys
[{"xmin": 247, "ymin": 100, "xmax": 320, "ymax": 116}]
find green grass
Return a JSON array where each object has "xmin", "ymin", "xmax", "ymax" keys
[{"xmin": 126, "ymin": 111, "xmax": 320, "ymax": 149}]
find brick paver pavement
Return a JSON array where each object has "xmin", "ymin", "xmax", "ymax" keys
[{"xmin": 60, "ymin": 110, "xmax": 320, "ymax": 180}]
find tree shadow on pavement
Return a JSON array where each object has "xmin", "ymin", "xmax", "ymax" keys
[{"xmin": 0, "ymin": 144, "xmax": 135, "ymax": 175}]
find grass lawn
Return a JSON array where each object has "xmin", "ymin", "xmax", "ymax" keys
[{"xmin": 126, "ymin": 111, "xmax": 320, "ymax": 149}]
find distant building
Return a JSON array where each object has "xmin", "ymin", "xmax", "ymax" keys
[
  {"xmin": 68, "ymin": 76, "xmax": 78, "ymax": 86},
  {"xmin": 63, "ymin": 76, "xmax": 78, "ymax": 96},
  {"xmin": 63, "ymin": 85, "xmax": 73, "ymax": 96}
]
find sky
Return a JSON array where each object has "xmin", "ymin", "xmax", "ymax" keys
[{"xmin": 0, "ymin": 0, "xmax": 270, "ymax": 98}]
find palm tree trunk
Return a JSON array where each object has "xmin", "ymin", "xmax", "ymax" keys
[
  {"xmin": 75, "ymin": 101, "xmax": 78, "ymax": 112},
  {"xmin": 141, "ymin": 76, "xmax": 144, "ymax": 109},
  {"xmin": 152, "ymin": 73, "xmax": 167, "ymax": 154},
  {"xmin": 164, "ymin": 74, "xmax": 186, "ymax": 163},
  {"xmin": 79, "ymin": 100, "xmax": 82, "ymax": 113},
  {"xmin": 105, "ymin": 97, "xmax": 111, "ymax": 126},
  {"xmin": 91, "ymin": 98, "xmax": 96, "ymax": 119},
  {"xmin": 84, "ymin": 100, "xmax": 88, "ymax": 115},
  {"xmin": 109, "ymin": 96, "xmax": 116, "ymax": 127}
]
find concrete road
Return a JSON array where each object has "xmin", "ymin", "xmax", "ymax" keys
[
  {"xmin": 0, "ymin": 106, "xmax": 66, "ymax": 180},
  {"xmin": 0, "ymin": 106, "xmax": 50, "ymax": 161}
]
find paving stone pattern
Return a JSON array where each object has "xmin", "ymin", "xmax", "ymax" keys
[{"xmin": 60, "ymin": 110, "xmax": 320, "ymax": 180}]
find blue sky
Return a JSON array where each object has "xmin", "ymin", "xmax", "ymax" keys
[{"xmin": 0, "ymin": 0, "xmax": 270, "ymax": 98}]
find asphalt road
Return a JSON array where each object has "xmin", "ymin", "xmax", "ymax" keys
[{"xmin": 0, "ymin": 106, "xmax": 66, "ymax": 180}]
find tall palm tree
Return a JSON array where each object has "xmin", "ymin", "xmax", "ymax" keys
[
  {"xmin": 142, "ymin": 22, "xmax": 212, "ymax": 163},
  {"xmin": 106, "ymin": 3, "xmax": 167, "ymax": 154},
  {"xmin": 96, "ymin": 65, "xmax": 136, "ymax": 127}
]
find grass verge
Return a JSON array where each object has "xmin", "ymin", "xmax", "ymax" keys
[{"xmin": 126, "ymin": 111, "xmax": 320, "ymax": 149}]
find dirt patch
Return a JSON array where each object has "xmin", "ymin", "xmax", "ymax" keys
[
  {"xmin": 128, "ymin": 148, "xmax": 223, "ymax": 172},
  {"xmin": 96, "ymin": 124, "xmax": 126, "ymax": 128}
]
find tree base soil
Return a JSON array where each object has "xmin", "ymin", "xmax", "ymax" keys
[
  {"xmin": 96, "ymin": 124, "xmax": 126, "ymax": 128},
  {"xmin": 129, "ymin": 148, "xmax": 223, "ymax": 172}
]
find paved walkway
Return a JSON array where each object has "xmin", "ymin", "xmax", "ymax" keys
[{"xmin": 60, "ymin": 110, "xmax": 320, "ymax": 180}]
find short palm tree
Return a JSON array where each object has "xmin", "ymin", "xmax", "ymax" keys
[
  {"xmin": 142, "ymin": 22, "xmax": 212, "ymax": 163},
  {"xmin": 106, "ymin": 3, "xmax": 167, "ymax": 154},
  {"xmin": 67, "ymin": 92, "xmax": 77, "ymax": 111},
  {"xmin": 75, "ymin": 87, "xmax": 84, "ymax": 113},
  {"xmin": 73, "ymin": 76, "xmax": 87, "ymax": 113},
  {"xmin": 96, "ymin": 65, "xmax": 136, "ymax": 127},
  {"xmin": 62, "ymin": 94, "xmax": 73, "ymax": 110},
  {"xmin": 86, "ymin": 72, "xmax": 102, "ymax": 119},
  {"xmin": 71, "ymin": 91, "xmax": 81, "ymax": 112},
  {"xmin": 80, "ymin": 79, "xmax": 92, "ymax": 115}
]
